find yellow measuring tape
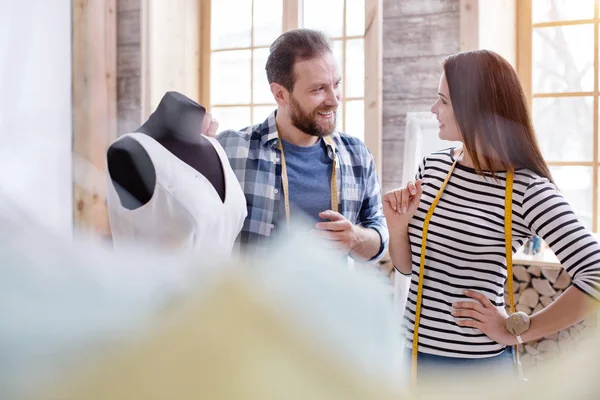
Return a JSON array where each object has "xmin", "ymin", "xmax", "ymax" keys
[
  {"xmin": 411, "ymin": 153, "xmax": 517, "ymax": 386},
  {"xmin": 276, "ymin": 136, "xmax": 339, "ymax": 225}
]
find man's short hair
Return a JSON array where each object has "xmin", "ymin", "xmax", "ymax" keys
[{"xmin": 265, "ymin": 28, "xmax": 333, "ymax": 92}]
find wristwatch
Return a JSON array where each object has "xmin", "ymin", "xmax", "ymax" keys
[{"xmin": 505, "ymin": 311, "xmax": 531, "ymax": 344}]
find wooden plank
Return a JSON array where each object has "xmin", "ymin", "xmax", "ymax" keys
[
  {"xmin": 533, "ymin": 19, "xmax": 595, "ymax": 28},
  {"xmin": 593, "ymin": 0, "xmax": 598, "ymax": 231},
  {"xmin": 382, "ymin": 55, "xmax": 446, "ymax": 101},
  {"xmin": 283, "ymin": 0, "xmax": 301, "ymax": 32},
  {"xmin": 365, "ymin": 0, "xmax": 383, "ymax": 177},
  {"xmin": 117, "ymin": 1, "xmax": 141, "ymax": 135},
  {"xmin": 516, "ymin": 0, "xmax": 532, "ymax": 106},
  {"xmin": 118, "ymin": 0, "xmax": 140, "ymax": 12},
  {"xmin": 141, "ymin": 0, "xmax": 151, "ymax": 118},
  {"xmin": 117, "ymin": 75, "xmax": 141, "ymax": 112},
  {"xmin": 145, "ymin": 0, "xmax": 201, "ymax": 111},
  {"xmin": 212, "ymin": 45, "xmax": 270, "ymax": 52},
  {"xmin": 546, "ymin": 161, "xmax": 596, "ymax": 166},
  {"xmin": 250, "ymin": 0, "xmax": 256, "ymax": 122},
  {"xmin": 382, "ymin": 0, "xmax": 459, "ymax": 19},
  {"xmin": 477, "ymin": 0, "xmax": 517, "ymax": 66},
  {"xmin": 183, "ymin": 0, "xmax": 201, "ymax": 105},
  {"xmin": 117, "ymin": 43, "xmax": 142, "ymax": 78},
  {"xmin": 459, "ymin": 0, "xmax": 479, "ymax": 50},
  {"xmin": 72, "ymin": 0, "xmax": 118, "ymax": 238},
  {"xmin": 117, "ymin": 75, "xmax": 141, "ymax": 135},
  {"xmin": 199, "ymin": 0, "xmax": 211, "ymax": 107},
  {"xmin": 534, "ymin": 92, "xmax": 596, "ymax": 98},
  {"xmin": 341, "ymin": 0, "xmax": 347, "ymax": 132},
  {"xmin": 117, "ymin": 9, "xmax": 140, "ymax": 46},
  {"xmin": 383, "ymin": 13, "xmax": 460, "ymax": 59}
]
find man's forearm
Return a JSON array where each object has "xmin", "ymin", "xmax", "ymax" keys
[{"xmin": 350, "ymin": 226, "xmax": 382, "ymax": 262}]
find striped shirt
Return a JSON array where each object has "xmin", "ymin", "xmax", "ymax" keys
[{"xmin": 403, "ymin": 148, "xmax": 600, "ymax": 358}]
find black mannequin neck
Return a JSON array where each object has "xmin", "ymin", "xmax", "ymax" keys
[{"xmin": 137, "ymin": 91, "xmax": 206, "ymax": 144}]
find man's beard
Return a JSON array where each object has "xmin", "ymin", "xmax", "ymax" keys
[{"xmin": 289, "ymin": 95, "xmax": 337, "ymax": 138}]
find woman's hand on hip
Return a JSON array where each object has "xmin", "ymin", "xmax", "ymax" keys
[
  {"xmin": 452, "ymin": 290, "xmax": 517, "ymax": 346},
  {"xmin": 382, "ymin": 180, "xmax": 423, "ymax": 229}
]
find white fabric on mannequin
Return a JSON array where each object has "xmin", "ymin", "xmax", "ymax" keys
[{"xmin": 106, "ymin": 132, "xmax": 247, "ymax": 259}]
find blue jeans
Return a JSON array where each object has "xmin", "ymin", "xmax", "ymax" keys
[{"xmin": 405, "ymin": 347, "xmax": 518, "ymax": 379}]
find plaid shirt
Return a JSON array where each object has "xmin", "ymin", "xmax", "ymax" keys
[{"xmin": 217, "ymin": 110, "xmax": 388, "ymax": 262}]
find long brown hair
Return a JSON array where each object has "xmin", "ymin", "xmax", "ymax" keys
[{"xmin": 442, "ymin": 49, "xmax": 554, "ymax": 183}]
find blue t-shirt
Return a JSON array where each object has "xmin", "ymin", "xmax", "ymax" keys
[{"xmin": 278, "ymin": 138, "xmax": 333, "ymax": 226}]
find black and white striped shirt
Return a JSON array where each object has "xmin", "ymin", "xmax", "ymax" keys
[{"xmin": 403, "ymin": 148, "xmax": 600, "ymax": 358}]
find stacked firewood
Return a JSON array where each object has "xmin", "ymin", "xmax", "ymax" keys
[{"xmin": 505, "ymin": 264, "xmax": 597, "ymax": 372}]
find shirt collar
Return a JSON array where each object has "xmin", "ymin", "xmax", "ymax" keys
[{"xmin": 259, "ymin": 109, "xmax": 339, "ymax": 159}]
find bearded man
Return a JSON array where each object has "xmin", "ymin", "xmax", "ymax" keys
[{"xmin": 216, "ymin": 29, "xmax": 387, "ymax": 261}]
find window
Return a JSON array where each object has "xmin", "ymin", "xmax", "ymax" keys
[
  {"xmin": 202, "ymin": 0, "xmax": 377, "ymax": 147},
  {"xmin": 302, "ymin": 0, "xmax": 366, "ymax": 141},
  {"xmin": 207, "ymin": 0, "xmax": 283, "ymax": 129},
  {"xmin": 518, "ymin": 0, "xmax": 599, "ymax": 231}
]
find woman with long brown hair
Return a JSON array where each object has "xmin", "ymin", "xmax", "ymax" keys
[{"xmin": 384, "ymin": 49, "xmax": 600, "ymax": 382}]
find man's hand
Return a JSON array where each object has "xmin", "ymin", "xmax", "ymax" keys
[
  {"xmin": 312, "ymin": 210, "xmax": 359, "ymax": 255},
  {"xmin": 201, "ymin": 112, "xmax": 218, "ymax": 137},
  {"xmin": 312, "ymin": 210, "xmax": 382, "ymax": 261}
]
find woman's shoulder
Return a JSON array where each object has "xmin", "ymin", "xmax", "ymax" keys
[
  {"xmin": 513, "ymin": 169, "xmax": 553, "ymax": 190},
  {"xmin": 421, "ymin": 147, "xmax": 456, "ymax": 167}
]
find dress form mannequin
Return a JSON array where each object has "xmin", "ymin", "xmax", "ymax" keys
[
  {"xmin": 105, "ymin": 92, "xmax": 247, "ymax": 256},
  {"xmin": 107, "ymin": 91, "xmax": 225, "ymax": 209}
]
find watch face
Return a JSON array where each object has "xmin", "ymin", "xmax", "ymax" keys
[{"xmin": 506, "ymin": 312, "xmax": 531, "ymax": 336}]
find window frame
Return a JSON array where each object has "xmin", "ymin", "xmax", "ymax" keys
[
  {"xmin": 199, "ymin": 0, "xmax": 383, "ymax": 176},
  {"xmin": 517, "ymin": 0, "xmax": 600, "ymax": 231}
]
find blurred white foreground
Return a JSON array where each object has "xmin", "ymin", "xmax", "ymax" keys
[{"xmin": 0, "ymin": 197, "xmax": 403, "ymax": 399}]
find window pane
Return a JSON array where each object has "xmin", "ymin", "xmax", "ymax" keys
[
  {"xmin": 332, "ymin": 40, "xmax": 344, "ymax": 96},
  {"xmin": 344, "ymin": 100, "xmax": 364, "ymax": 141},
  {"xmin": 336, "ymin": 102, "xmax": 343, "ymax": 131},
  {"xmin": 550, "ymin": 166, "xmax": 593, "ymax": 231},
  {"xmin": 253, "ymin": 48, "xmax": 273, "ymax": 104},
  {"xmin": 532, "ymin": 96, "xmax": 593, "ymax": 162},
  {"xmin": 532, "ymin": 24, "xmax": 594, "ymax": 93},
  {"xmin": 345, "ymin": 39, "xmax": 364, "ymax": 98},
  {"xmin": 346, "ymin": 0, "xmax": 365, "ymax": 36},
  {"xmin": 211, "ymin": 106, "xmax": 251, "ymax": 131},
  {"xmin": 303, "ymin": 0, "xmax": 344, "ymax": 38},
  {"xmin": 252, "ymin": 105, "xmax": 277, "ymax": 125},
  {"xmin": 211, "ymin": 0, "xmax": 251, "ymax": 49},
  {"xmin": 211, "ymin": 50, "xmax": 251, "ymax": 105},
  {"xmin": 253, "ymin": 0, "xmax": 283, "ymax": 46},
  {"xmin": 332, "ymin": 40, "xmax": 344, "ymax": 65},
  {"xmin": 532, "ymin": 0, "xmax": 594, "ymax": 24}
]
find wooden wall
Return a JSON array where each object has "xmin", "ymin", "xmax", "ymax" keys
[
  {"xmin": 381, "ymin": 0, "xmax": 460, "ymax": 193},
  {"xmin": 72, "ymin": 0, "xmax": 117, "ymax": 237},
  {"xmin": 117, "ymin": 0, "xmax": 142, "ymax": 135},
  {"xmin": 146, "ymin": 0, "xmax": 202, "ymax": 113}
]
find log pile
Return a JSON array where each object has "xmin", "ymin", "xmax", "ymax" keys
[{"xmin": 505, "ymin": 264, "xmax": 597, "ymax": 373}]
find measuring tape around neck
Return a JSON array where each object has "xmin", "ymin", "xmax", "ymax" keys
[
  {"xmin": 411, "ymin": 153, "xmax": 517, "ymax": 386},
  {"xmin": 276, "ymin": 136, "xmax": 339, "ymax": 226}
]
